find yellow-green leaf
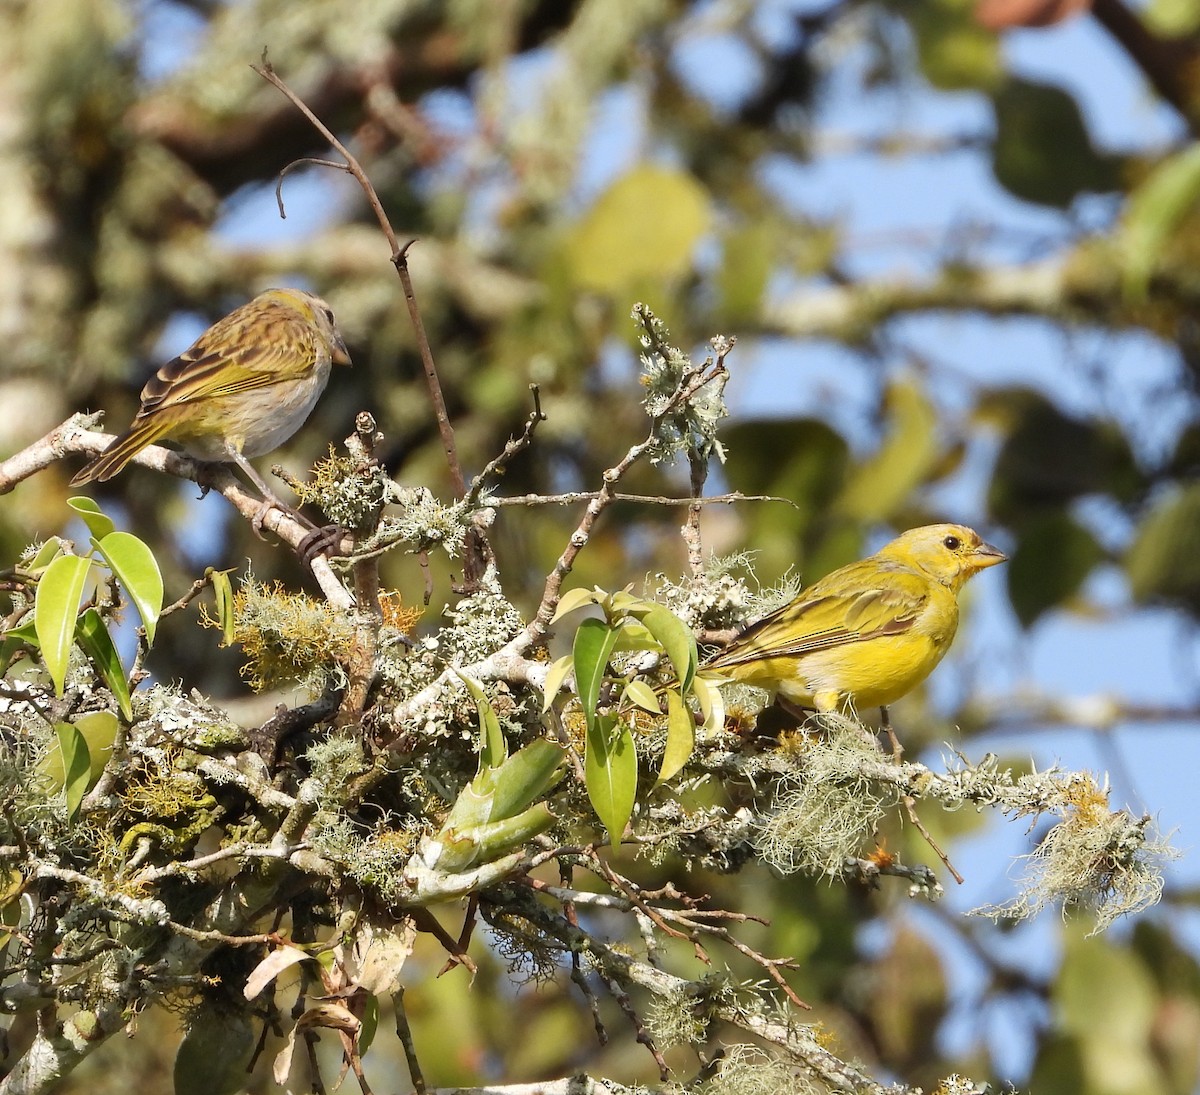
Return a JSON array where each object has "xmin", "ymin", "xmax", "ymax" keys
[
  {"xmin": 1121, "ymin": 144, "xmax": 1200, "ymax": 298},
  {"xmin": 573, "ymin": 618, "xmax": 620, "ymax": 730},
  {"xmin": 37, "ymin": 711, "xmax": 117, "ymax": 799},
  {"xmin": 658, "ymin": 689, "xmax": 695, "ymax": 784},
  {"xmin": 622, "ymin": 679, "xmax": 662, "ymax": 715},
  {"xmin": 455, "ymin": 671, "xmax": 506, "ymax": 773},
  {"xmin": 566, "ymin": 165, "xmax": 712, "ymax": 294},
  {"xmin": 75, "ymin": 609, "xmax": 133, "ymax": 721},
  {"xmin": 95, "ymin": 531, "xmax": 163, "ymax": 645},
  {"xmin": 838, "ymin": 378, "xmax": 940, "ymax": 522},
  {"xmin": 541, "ymin": 654, "xmax": 574, "ymax": 714},
  {"xmin": 55, "ymin": 722, "xmax": 91, "ymax": 822},
  {"xmin": 584, "ymin": 714, "xmax": 637, "ymax": 847},
  {"xmin": 691, "ymin": 676, "xmax": 725, "ymax": 733},
  {"xmin": 551, "ymin": 587, "xmax": 604, "ymax": 623},
  {"xmin": 630, "ymin": 603, "xmax": 698, "ymax": 692},
  {"xmin": 208, "ymin": 567, "xmax": 236, "ymax": 647},
  {"xmin": 34, "ymin": 554, "xmax": 93, "ymax": 697},
  {"xmin": 67, "ymin": 497, "xmax": 116, "ymax": 540}
]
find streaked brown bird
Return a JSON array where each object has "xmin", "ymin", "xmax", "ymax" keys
[{"xmin": 71, "ymin": 287, "xmax": 350, "ymax": 501}]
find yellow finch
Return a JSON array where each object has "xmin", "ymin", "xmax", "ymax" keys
[
  {"xmin": 703, "ymin": 524, "xmax": 1006, "ymax": 715},
  {"xmin": 71, "ymin": 288, "xmax": 350, "ymax": 496}
]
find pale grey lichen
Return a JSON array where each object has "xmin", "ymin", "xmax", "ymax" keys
[{"xmin": 632, "ymin": 303, "xmax": 730, "ymax": 467}]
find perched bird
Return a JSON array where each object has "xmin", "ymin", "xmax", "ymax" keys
[
  {"xmin": 71, "ymin": 288, "xmax": 350, "ymax": 500},
  {"xmin": 703, "ymin": 524, "xmax": 1006, "ymax": 717}
]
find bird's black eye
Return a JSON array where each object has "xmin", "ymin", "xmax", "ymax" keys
[
  {"xmin": 323, "ymin": 307, "xmax": 335, "ymax": 323},
  {"xmin": 943, "ymin": 535, "xmax": 961, "ymax": 551}
]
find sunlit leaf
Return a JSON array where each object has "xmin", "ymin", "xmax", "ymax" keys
[
  {"xmin": 455, "ymin": 671, "xmax": 506, "ymax": 772},
  {"xmin": 622, "ymin": 679, "xmax": 662, "ymax": 715},
  {"xmin": 34, "ymin": 553, "xmax": 92, "ymax": 697},
  {"xmin": 584, "ymin": 714, "xmax": 637, "ymax": 846},
  {"xmin": 541, "ymin": 654, "xmax": 574, "ymax": 713},
  {"xmin": 66, "ymin": 497, "xmax": 115, "ymax": 540},
  {"xmin": 572, "ymin": 617, "xmax": 620, "ymax": 728},
  {"xmin": 95, "ymin": 531, "xmax": 163, "ymax": 645},
  {"xmin": 75, "ymin": 609, "xmax": 133, "ymax": 721},
  {"xmin": 1121, "ymin": 143, "xmax": 1200, "ymax": 298},
  {"xmin": 838, "ymin": 378, "xmax": 941, "ymax": 523},
  {"xmin": 658, "ymin": 688, "xmax": 695, "ymax": 784},
  {"xmin": 632, "ymin": 603, "xmax": 697, "ymax": 692},
  {"xmin": 691, "ymin": 676, "xmax": 726, "ymax": 733},
  {"xmin": 551, "ymin": 586, "xmax": 603, "ymax": 623},
  {"xmin": 36, "ymin": 711, "xmax": 117, "ymax": 795},
  {"xmin": 55, "ymin": 722, "xmax": 91, "ymax": 822},
  {"xmin": 208, "ymin": 567, "xmax": 236, "ymax": 647},
  {"xmin": 566, "ymin": 165, "xmax": 712, "ymax": 294},
  {"xmin": 488, "ymin": 739, "xmax": 565, "ymax": 820}
]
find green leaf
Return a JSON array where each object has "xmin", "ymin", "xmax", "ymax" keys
[
  {"xmin": 837, "ymin": 378, "xmax": 941, "ymax": 522},
  {"xmin": 208, "ymin": 568, "xmax": 236, "ymax": 647},
  {"xmin": 25, "ymin": 538, "xmax": 65, "ymax": 574},
  {"xmin": 622, "ymin": 679, "xmax": 662, "ymax": 715},
  {"xmin": 632, "ymin": 604, "xmax": 698, "ymax": 693},
  {"xmin": 358, "ymin": 993, "xmax": 379, "ymax": 1057},
  {"xmin": 55, "ymin": 722, "xmax": 91, "ymax": 822},
  {"xmin": 488, "ymin": 739, "xmax": 565, "ymax": 820},
  {"xmin": 1007, "ymin": 514, "xmax": 1105, "ymax": 627},
  {"xmin": 37, "ymin": 712, "xmax": 118, "ymax": 798},
  {"xmin": 541, "ymin": 654, "xmax": 574, "ymax": 714},
  {"xmin": 550, "ymin": 587, "xmax": 603, "ymax": 623},
  {"xmin": 566, "ymin": 165, "xmax": 713, "ymax": 294},
  {"xmin": 75, "ymin": 609, "xmax": 133, "ymax": 721},
  {"xmin": 691, "ymin": 676, "xmax": 725, "ymax": 733},
  {"xmin": 34, "ymin": 553, "xmax": 93, "ymax": 697},
  {"xmin": 66, "ymin": 497, "xmax": 116, "ymax": 540},
  {"xmin": 1121, "ymin": 144, "xmax": 1200, "ymax": 298},
  {"xmin": 454, "ymin": 672, "xmax": 506, "ymax": 773},
  {"xmin": 95, "ymin": 531, "xmax": 163, "ymax": 645},
  {"xmin": 1125, "ymin": 483, "xmax": 1200, "ymax": 611},
  {"xmin": 906, "ymin": 0, "xmax": 1002, "ymax": 92},
  {"xmin": 658, "ymin": 688, "xmax": 695, "ymax": 784},
  {"xmin": 572, "ymin": 617, "xmax": 620, "ymax": 729},
  {"xmin": 0, "ymin": 621, "xmax": 39, "ymax": 676},
  {"xmin": 991, "ymin": 77, "xmax": 1121, "ymax": 208},
  {"xmin": 584, "ymin": 714, "xmax": 637, "ymax": 847}
]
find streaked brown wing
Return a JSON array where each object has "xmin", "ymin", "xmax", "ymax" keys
[{"xmin": 139, "ymin": 311, "xmax": 316, "ymax": 413}]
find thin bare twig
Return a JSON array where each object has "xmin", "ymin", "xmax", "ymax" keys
[{"xmin": 251, "ymin": 57, "xmax": 480, "ymax": 578}]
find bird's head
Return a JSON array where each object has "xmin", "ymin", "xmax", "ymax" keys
[
  {"xmin": 882, "ymin": 523, "xmax": 1007, "ymax": 592},
  {"xmin": 273, "ymin": 288, "xmax": 353, "ymax": 367}
]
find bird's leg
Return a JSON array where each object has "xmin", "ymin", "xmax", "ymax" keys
[
  {"xmin": 881, "ymin": 706, "xmax": 904, "ymax": 761},
  {"xmin": 224, "ymin": 448, "xmax": 316, "ymax": 538}
]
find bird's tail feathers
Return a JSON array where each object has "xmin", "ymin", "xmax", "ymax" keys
[{"xmin": 70, "ymin": 419, "xmax": 172, "ymax": 486}]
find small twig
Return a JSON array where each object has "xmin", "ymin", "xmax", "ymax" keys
[
  {"xmin": 490, "ymin": 489, "xmax": 793, "ymax": 508},
  {"xmin": 158, "ymin": 573, "xmax": 213, "ymax": 620},
  {"xmin": 463, "ymin": 385, "xmax": 546, "ymax": 509},
  {"xmin": 392, "ymin": 986, "xmax": 427, "ymax": 1095},
  {"xmin": 902, "ymin": 794, "xmax": 964, "ymax": 886},
  {"xmin": 604, "ymin": 976, "xmax": 670, "ymax": 1081},
  {"xmin": 524, "ymin": 357, "xmax": 730, "ymax": 647},
  {"xmin": 253, "ymin": 57, "xmax": 484, "ymax": 583}
]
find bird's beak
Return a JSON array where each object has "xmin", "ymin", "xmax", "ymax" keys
[
  {"xmin": 332, "ymin": 334, "xmax": 352, "ymax": 367},
  {"xmin": 970, "ymin": 541, "xmax": 1007, "ymax": 569}
]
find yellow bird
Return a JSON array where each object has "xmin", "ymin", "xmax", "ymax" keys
[{"xmin": 703, "ymin": 524, "xmax": 1006, "ymax": 716}]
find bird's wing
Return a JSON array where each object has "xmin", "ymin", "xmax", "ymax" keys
[
  {"xmin": 139, "ymin": 320, "xmax": 315, "ymax": 413},
  {"xmin": 706, "ymin": 563, "xmax": 931, "ymax": 668}
]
